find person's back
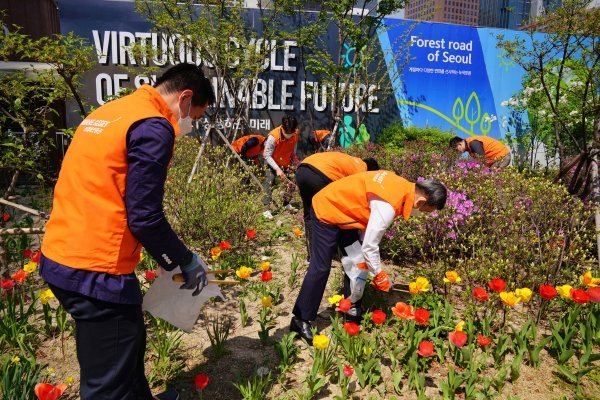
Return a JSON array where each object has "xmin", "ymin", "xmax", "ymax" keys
[
  {"xmin": 313, "ymin": 170, "xmax": 416, "ymax": 230},
  {"xmin": 466, "ymin": 136, "xmax": 509, "ymax": 165},
  {"xmin": 301, "ymin": 151, "xmax": 367, "ymax": 181}
]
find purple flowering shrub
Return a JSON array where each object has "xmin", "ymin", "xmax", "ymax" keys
[{"xmin": 379, "ymin": 155, "xmax": 596, "ymax": 289}]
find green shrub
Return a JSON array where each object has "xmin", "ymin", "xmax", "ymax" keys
[
  {"xmin": 376, "ymin": 121, "xmax": 454, "ymax": 153},
  {"xmin": 382, "ymin": 160, "xmax": 596, "ymax": 289},
  {"xmin": 164, "ymin": 138, "xmax": 262, "ymax": 253}
]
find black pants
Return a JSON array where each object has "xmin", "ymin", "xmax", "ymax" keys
[
  {"xmin": 292, "ymin": 208, "xmax": 360, "ymax": 321},
  {"xmin": 295, "ymin": 165, "xmax": 332, "ymax": 260},
  {"xmin": 49, "ymin": 284, "xmax": 152, "ymax": 400}
]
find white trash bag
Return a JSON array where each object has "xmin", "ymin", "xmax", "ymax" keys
[
  {"xmin": 341, "ymin": 241, "xmax": 369, "ymax": 304},
  {"xmin": 142, "ymin": 267, "xmax": 224, "ymax": 332}
]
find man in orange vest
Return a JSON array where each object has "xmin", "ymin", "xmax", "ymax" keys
[
  {"xmin": 39, "ymin": 64, "xmax": 215, "ymax": 400},
  {"xmin": 231, "ymin": 134, "xmax": 266, "ymax": 166},
  {"xmin": 307, "ymin": 129, "xmax": 332, "ymax": 152},
  {"xmin": 290, "ymin": 171, "xmax": 446, "ymax": 342},
  {"xmin": 262, "ymin": 115, "xmax": 300, "ymax": 207},
  {"xmin": 450, "ymin": 135, "xmax": 511, "ymax": 168},
  {"xmin": 296, "ymin": 152, "xmax": 379, "ymax": 261}
]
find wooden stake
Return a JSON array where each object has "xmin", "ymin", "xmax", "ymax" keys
[{"xmin": 0, "ymin": 227, "xmax": 45, "ymax": 235}]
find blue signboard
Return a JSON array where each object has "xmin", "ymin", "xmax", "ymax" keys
[{"xmin": 379, "ymin": 20, "xmax": 532, "ymax": 139}]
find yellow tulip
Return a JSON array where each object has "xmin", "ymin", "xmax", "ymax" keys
[
  {"xmin": 409, "ymin": 276, "xmax": 430, "ymax": 295},
  {"xmin": 515, "ymin": 288, "xmax": 532, "ymax": 303},
  {"xmin": 11, "ymin": 356, "xmax": 20, "ymax": 364},
  {"xmin": 500, "ymin": 291, "xmax": 520, "ymax": 307},
  {"xmin": 235, "ymin": 266, "xmax": 253, "ymax": 280},
  {"xmin": 293, "ymin": 227, "xmax": 304, "ymax": 237},
  {"xmin": 556, "ymin": 284, "xmax": 573, "ymax": 299},
  {"xmin": 260, "ymin": 261, "xmax": 271, "ymax": 271},
  {"xmin": 582, "ymin": 271, "xmax": 600, "ymax": 287},
  {"xmin": 443, "ymin": 271, "xmax": 462, "ymax": 284},
  {"xmin": 39, "ymin": 289, "xmax": 55, "ymax": 305},
  {"xmin": 327, "ymin": 294, "xmax": 344, "ymax": 306},
  {"xmin": 66, "ymin": 376, "xmax": 75, "ymax": 385},
  {"xmin": 313, "ymin": 334, "xmax": 330, "ymax": 349},
  {"xmin": 261, "ymin": 296, "xmax": 272, "ymax": 308},
  {"xmin": 23, "ymin": 261, "xmax": 37, "ymax": 273},
  {"xmin": 455, "ymin": 320, "xmax": 465, "ymax": 332}
]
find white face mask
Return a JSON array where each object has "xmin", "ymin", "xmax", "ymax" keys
[
  {"xmin": 281, "ymin": 128, "xmax": 294, "ymax": 139},
  {"xmin": 177, "ymin": 100, "xmax": 193, "ymax": 137}
]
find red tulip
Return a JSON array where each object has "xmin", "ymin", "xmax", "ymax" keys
[
  {"xmin": 343, "ymin": 322, "xmax": 360, "ymax": 336},
  {"xmin": 194, "ymin": 373, "xmax": 209, "ymax": 390},
  {"xmin": 11, "ymin": 270, "xmax": 28, "ymax": 283},
  {"xmin": 23, "ymin": 249, "xmax": 33, "ymax": 258},
  {"xmin": 371, "ymin": 310, "xmax": 387, "ymax": 325},
  {"xmin": 488, "ymin": 278, "xmax": 506, "ymax": 293},
  {"xmin": 31, "ymin": 251, "xmax": 41, "ymax": 263},
  {"xmin": 539, "ymin": 284, "xmax": 557, "ymax": 300},
  {"xmin": 34, "ymin": 383, "xmax": 67, "ymax": 400},
  {"xmin": 260, "ymin": 271, "xmax": 273, "ymax": 282},
  {"xmin": 337, "ymin": 298, "xmax": 352, "ymax": 313},
  {"xmin": 414, "ymin": 308, "xmax": 430, "ymax": 326},
  {"xmin": 416, "ymin": 340, "xmax": 434, "ymax": 357},
  {"xmin": 2, "ymin": 213, "xmax": 9, "ymax": 222},
  {"xmin": 145, "ymin": 270, "xmax": 157, "ymax": 281},
  {"xmin": 449, "ymin": 331, "xmax": 468, "ymax": 348},
  {"xmin": 473, "ymin": 287, "xmax": 490, "ymax": 301},
  {"xmin": 343, "ymin": 365, "xmax": 354, "ymax": 377},
  {"xmin": 246, "ymin": 230, "xmax": 257, "ymax": 239},
  {"xmin": 477, "ymin": 333, "xmax": 491, "ymax": 347},
  {"xmin": 1, "ymin": 279, "xmax": 15, "ymax": 291},
  {"xmin": 570, "ymin": 288, "xmax": 590, "ymax": 304},
  {"xmin": 587, "ymin": 287, "xmax": 600, "ymax": 303},
  {"xmin": 219, "ymin": 241, "xmax": 230, "ymax": 250}
]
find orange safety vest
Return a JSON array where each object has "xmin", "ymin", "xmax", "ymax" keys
[
  {"xmin": 466, "ymin": 136, "xmax": 509, "ymax": 166},
  {"xmin": 268, "ymin": 126, "xmax": 298, "ymax": 168},
  {"xmin": 41, "ymin": 85, "xmax": 179, "ymax": 275},
  {"xmin": 313, "ymin": 170, "xmax": 415, "ymax": 230},
  {"xmin": 231, "ymin": 135, "xmax": 266, "ymax": 158},
  {"xmin": 302, "ymin": 151, "xmax": 367, "ymax": 181},
  {"xmin": 314, "ymin": 130, "xmax": 331, "ymax": 143}
]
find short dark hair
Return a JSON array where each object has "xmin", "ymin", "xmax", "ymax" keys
[
  {"xmin": 416, "ymin": 179, "xmax": 447, "ymax": 210},
  {"xmin": 154, "ymin": 63, "xmax": 215, "ymax": 107},
  {"xmin": 281, "ymin": 115, "xmax": 298, "ymax": 132},
  {"xmin": 362, "ymin": 157, "xmax": 379, "ymax": 171},
  {"xmin": 449, "ymin": 136, "xmax": 465, "ymax": 149}
]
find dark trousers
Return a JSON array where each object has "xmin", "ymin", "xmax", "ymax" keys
[
  {"xmin": 292, "ymin": 208, "xmax": 360, "ymax": 321},
  {"xmin": 295, "ymin": 165, "xmax": 332, "ymax": 260},
  {"xmin": 49, "ymin": 284, "xmax": 152, "ymax": 400}
]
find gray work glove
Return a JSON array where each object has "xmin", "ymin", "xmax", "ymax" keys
[{"xmin": 179, "ymin": 252, "xmax": 208, "ymax": 296}]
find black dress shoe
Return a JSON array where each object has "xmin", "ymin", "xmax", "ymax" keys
[
  {"xmin": 345, "ymin": 306, "xmax": 363, "ymax": 324},
  {"xmin": 289, "ymin": 317, "xmax": 314, "ymax": 343},
  {"xmin": 154, "ymin": 389, "xmax": 179, "ymax": 400}
]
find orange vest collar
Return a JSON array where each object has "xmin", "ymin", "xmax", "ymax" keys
[{"xmin": 138, "ymin": 85, "xmax": 180, "ymax": 136}]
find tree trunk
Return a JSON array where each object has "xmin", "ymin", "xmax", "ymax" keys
[
  {"xmin": 4, "ymin": 169, "xmax": 20, "ymax": 199},
  {"xmin": 593, "ymin": 118, "xmax": 600, "ymax": 269}
]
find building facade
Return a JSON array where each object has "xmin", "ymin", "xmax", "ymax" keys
[
  {"xmin": 405, "ymin": 0, "xmax": 479, "ymax": 25},
  {"xmin": 478, "ymin": 0, "xmax": 532, "ymax": 29}
]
